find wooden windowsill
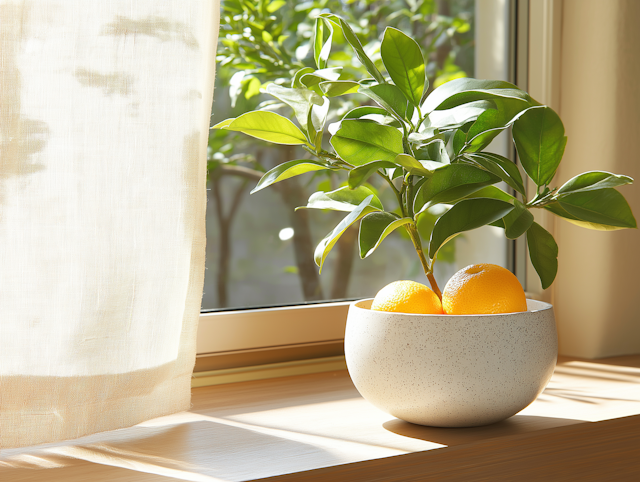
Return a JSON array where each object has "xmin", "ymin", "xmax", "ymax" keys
[{"xmin": 2, "ymin": 355, "xmax": 640, "ymax": 481}]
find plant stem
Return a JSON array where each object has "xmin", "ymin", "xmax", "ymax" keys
[
  {"xmin": 381, "ymin": 169, "xmax": 442, "ymax": 298},
  {"xmin": 400, "ymin": 180, "xmax": 408, "ymax": 215},
  {"xmin": 406, "ymin": 175, "xmax": 415, "ymax": 218},
  {"xmin": 405, "ymin": 223, "xmax": 442, "ymax": 300},
  {"xmin": 427, "ymin": 272, "xmax": 442, "ymax": 300},
  {"xmin": 526, "ymin": 187, "xmax": 557, "ymax": 208},
  {"xmin": 377, "ymin": 171, "xmax": 405, "ymax": 217}
]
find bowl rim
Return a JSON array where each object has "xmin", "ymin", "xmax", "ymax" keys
[{"xmin": 351, "ymin": 298, "xmax": 553, "ymax": 317}]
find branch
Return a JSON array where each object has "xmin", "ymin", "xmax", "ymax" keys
[
  {"xmin": 211, "ymin": 177, "xmax": 226, "ymax": 228},
  {"xmin": 216, "ymin": 164, "xmax": 264, "ymax": 182},
  {"xmin": 227, "ymin": 179, "xmax": 249, "ymax": 221}
]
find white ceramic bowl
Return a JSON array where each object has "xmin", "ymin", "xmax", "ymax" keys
[{"xmin": 345, "ymin": 299, "xmax": 557, "ymax": 427}]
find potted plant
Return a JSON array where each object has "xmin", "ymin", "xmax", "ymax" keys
[{"xmin": 212, "ymin": 14, "xmax": 636, "ymax": 426}]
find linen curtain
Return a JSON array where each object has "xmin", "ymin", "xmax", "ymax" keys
[{"xmin": 0, "ymin": 0, "xmax": 219, "ymax": 448}]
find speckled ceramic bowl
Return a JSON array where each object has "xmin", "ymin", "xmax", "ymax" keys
[{"xmin": 345, "ymin": 299, "xmax": 557, "ymax": 427}]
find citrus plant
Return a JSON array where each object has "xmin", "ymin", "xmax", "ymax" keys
[{"xmin": 212, "ymin": 13, "xmax": 636, "ymax": 299}]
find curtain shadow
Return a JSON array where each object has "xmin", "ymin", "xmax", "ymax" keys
[
  {"xmin": 0, "ymin": 4, "xmax": 49, "ymax": 208},
  {"xmin": 0, "ymin": 420, "xmax": 346, "ymax": 481},
  {"xmin": 102, "ymin": 15, "xmax": 199, "ymax": 50}
]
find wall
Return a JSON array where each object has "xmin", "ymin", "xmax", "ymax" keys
[{"xmin": 542, "ymin": 0, "xmax": 640, "ymax": 357}]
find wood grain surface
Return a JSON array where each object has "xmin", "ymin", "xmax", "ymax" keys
[
  {"xmin": 260, "ymin": 415, "xmax": 640, "ymax": 482},
  {"xmin": 1, "ymin": 355, "xmax": 639, "ymax": 481}
]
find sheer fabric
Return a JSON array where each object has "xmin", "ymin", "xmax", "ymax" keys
[{"xmin": 0, "ymin": 0, "xmax": 219, "ymax": 448}]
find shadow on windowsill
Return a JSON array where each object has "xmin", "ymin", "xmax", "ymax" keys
[{"xmin": 383, "ymin": 414, "xmax": 585, "ymax": 447}]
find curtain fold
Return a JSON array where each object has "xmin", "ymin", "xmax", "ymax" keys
[{"xmin": 0, "ymin": 0, "xmax": 219, "ymax": 449}]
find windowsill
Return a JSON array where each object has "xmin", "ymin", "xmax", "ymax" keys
[{"xmin": 2, "ymin": 355, "xmax": 640, "ymax": 481}]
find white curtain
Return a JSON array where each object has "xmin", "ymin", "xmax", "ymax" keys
[{"xmin": 0, "ymin": 0, "xmax": 219, "ymax": 449}]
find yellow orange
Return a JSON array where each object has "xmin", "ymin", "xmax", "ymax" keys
[
  {"xmin": 371, "ymin": 280, "xmax": 443, "ymax": 314},
  {"xmin": 442, "ymin": 264, "xmax": 527, "ymax": 315}
]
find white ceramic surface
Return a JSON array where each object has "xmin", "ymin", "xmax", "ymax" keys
[{"xmin": 345, "ymin": 299, "xmax": 558, "ymax": 427}]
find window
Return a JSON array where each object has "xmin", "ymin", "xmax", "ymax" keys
[{"xmin": 199, "ymin": 0, "xmax": 528, "ymax": 366}]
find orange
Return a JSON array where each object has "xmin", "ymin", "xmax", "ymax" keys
[
  {"xmin": 442, "ymin": 264, "xmax": 527, "ymax": 315},
  {"xmin": 371, "ymin": 280, "xmax": 444, "ymax": 314}
]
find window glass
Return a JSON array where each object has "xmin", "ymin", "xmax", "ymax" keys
[{"xmin": 205, "ymin": 0, "xmax": 511, "ymax": 311}]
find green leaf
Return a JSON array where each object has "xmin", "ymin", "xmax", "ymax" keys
[
  {"xmin": 464, "ymin": 132, "xmax": 500, "ymax": 155},
  {"xmin": 314, "ymin": 195, "xmax": 376, "ymax": 272},
  {"xmin": 465, "ymin": 100, "xmax": 530, "ymax": 136},
  {"xmin": 266, "ymin": 0, "xmax": 286, "ymax": 13},
  {"xmin": 452, "ymin": 128, "xmax": 467, "ymax": 157},
  {"xmin": 320, "ymin": 80, "xmax": 360, "ymax": 97},
  {"xmin": 261, "ymin": 30, "xmax": 273, "ymax": 43},
  {"xmin": 217, "ymin": 111, "xmax": 309, "ymax": 145},
  {"xmin": 358, "ymin": 78, "xmax": 377, "ymax": 87},
  {"xmin": 406, "ymin": 103, "xmax": 415, "ymax": 123},
  {"xmin": 513, "ymin": 106, "xmax": 567, "ymax": 186},
  {"xmin": 302, "ymin": 186, "xmax": 384, "ymax": 212},
  {"xmin": 426, "ymin": 100, "xmax": 496, "ymax": 130},
  {"xmin": 348, "ymin": 160, "xmax": 396, "ymax": 189},
  {"xmin": 414, "ymin": 164, "xmax": 501, "ymax": 215},
  {"xmin": 311, "ymin": 98, "xmax": 330, "ymax": 132},
  {"xmin": 543, "ymin": 203, "xmax": 625, "ymax": 231},
  {"xmin": 466, "ymin": 185, "xmax": 517, "ymax": 203},
  {"xmin": 330, "ymin": 119, "xmax": 404, "ymax": 166},
  {"xmin": 526, "ymin": 222, "xmax": 558, "ymax": 290},
  {"xmin": 341, "ymin": 106, "xmax": 399, "ymax": 128},
  {"xmin": 556, "ymin": 171, "xmax": 634, "ymax": 196},
  {"xmin": 211, "ymin": 118, "xmax": 234, "ymax": 129},
  {"xmin": 489, "ymin": 218, "xmax": 506, "ymax": 229},
  {"xmin": 465, "ymin": 152, "xmax": 526, "ymax": 196},
  {"xmin": 380, "ymin": 27, "xmax": 425, "ymax": 107},
  {"xmin": 313, "ymin": 129, "xmax": 324, "ymax": 151},
  {"xmin": 292, "ymin": 67, "xmax": 315, "ymax": 88},
  {"xmin": 408, "ymin": 130, "xmax": 439, "ymax": 143},
  {"xmin": 313, "ymin": 18, "xmax": 333, "ymax": 70},
  {"xmin": 342, "ymin": 106, "xmax": 389, "ymax": 120},
  {"xmin": 308, "ymin": 68, "xmax": 343, "ymax": 81},
  {"xmin": 557, "ymin": 188, "xmax": 636, "ymax": 229},
  {"xmin": 464, "ymin": 102, "xmax": 536, "ymax": 152},
  {"xmin": 299, "ymin": 68, "xmax": 342, "ymax": 93},
  {"xmin": 503, "ymin": 200, "xmax": 534, "ymax": 239},
  {"xmin": 422, "ymin": 78, "xmax": 535, "ymax": 113},
  {"xmin": 245, "ymin": 77, "xmax": 262, "ymax": 99},
  {"xmin": 419, "ymin": 74, "xmax": 431, "ymax": 107},
  {"xmin": 320, "ymin": 13, "xmax": 385, "ymax": 84},
  {"xmin": 251, "ymin": 160, "xmax": 332, "ymax": 194},
  {"xmin": 359, "ymin": 212, "xmax": 414, "ymax": 258},
  {"xmin": 307, "ymin": 97, "xmax": 330, "ymax": 146},
  {"xmin": 414, "ymin": 138, "xmax": 450, "ymax": 165},
  {"xmin": 394, "ymin": 154, "xmax": 435, "ymax": 176},
  {"xmin": 266, "ymin": 84, "xmax": 323, "ymax": 132},
  {"xmin": 359, "ymin": 84, "xmax": 408, "ymax": 121},
  {"xmin": 429, "ymin": 198, "xmax": 515, "ymax": 259},
  {"xmin": 389, "ymin": 167, "xmax": 404, "ymax": 180},
  {"xmin": 418, "ymin": 213, "xmax": 457, "ymax": 262}
]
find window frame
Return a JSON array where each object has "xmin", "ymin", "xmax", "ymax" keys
[{"xmin": 197, "ymin": 301, "xmax": 349, "ymax": 355}]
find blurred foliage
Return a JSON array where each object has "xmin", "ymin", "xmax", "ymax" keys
[
  {"xmin": 216, "ymin": 0, "xmax": 474, "ymax": 108},
  {"xmin": 210, "ymin": 0, "xmax": 475, "ymax": 184}
]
